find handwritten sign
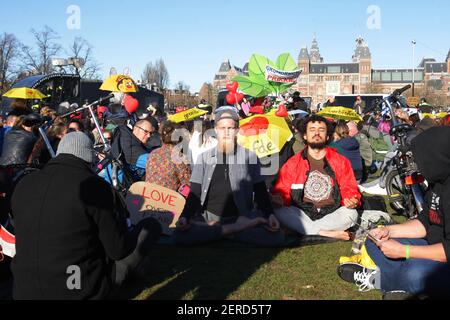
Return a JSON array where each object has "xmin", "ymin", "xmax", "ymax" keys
[
  {"xmin": 407, "ymin": 96, "xmax": 420, "ymax": 107},
  {"xmin": 168, "ymin": 107, "xmax": 208, "ymax": 123},
  {"xmin": 126, "ymin": 182, "xmax": 186, "ymax": 235}
]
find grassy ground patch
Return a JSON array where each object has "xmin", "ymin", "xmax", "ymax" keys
[{"xmin": 115, "ymin": 176, "xmax": 408, "ymax": 300}]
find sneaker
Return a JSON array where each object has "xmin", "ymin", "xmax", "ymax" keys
[
  {"xmin": 359, "ymin": 183, "xmax": 388, "ymax": 196},
  {"xmin": 382, "ymin": 291, "xmax": 414, "ymax": 300},
  {"xmin": 337, "ymin": 262, "xmax": 379, "ymax": 292}
]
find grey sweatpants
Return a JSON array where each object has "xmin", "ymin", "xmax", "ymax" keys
[
  {"xmin": 274, "ymin": 206, "xmax": 358, "ymax": 235},
  {"xmin": 173, "ymin": 211, "xmax": 285, "ymax": 247}
]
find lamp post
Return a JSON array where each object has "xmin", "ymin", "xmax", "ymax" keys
[{"xmin": 412, "ymin": 40, "xmax": 416, "ymax": 97}]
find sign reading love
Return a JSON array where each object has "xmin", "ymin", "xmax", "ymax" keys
[{"xmin": 126, "ymin": 182, "xmax": 186, "ymax": 235}]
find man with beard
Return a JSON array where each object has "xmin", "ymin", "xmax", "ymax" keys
[
  {"xmin": 173, "ymin": 107, "xmax": 284, "ymax": 246},
  {"xmin": 272, "ymin": 115, "xmax": 360, "ymax": 240}
]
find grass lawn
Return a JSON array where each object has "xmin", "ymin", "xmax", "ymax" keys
[
  {"xmin": 115, "ymin": 192, "xmax": 407, "ymax": 301},
  {"xmin": 117, "ymin": 241, "xmax": 382, "ymax": 300}
]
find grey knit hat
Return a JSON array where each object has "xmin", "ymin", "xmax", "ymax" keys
[{"xmin": 57, "ymin": 132, "xmax": 95, "ymax": 163}]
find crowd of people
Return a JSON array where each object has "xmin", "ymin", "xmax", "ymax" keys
[{"xmin": 0, "ymin": 92, "xmax": 449, "ymax": 300}]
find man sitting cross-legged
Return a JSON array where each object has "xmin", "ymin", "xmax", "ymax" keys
[
  {"xmin": 271, "ymin": 115, "xmax": 360, "ymax": 240},
  {"xmin": 173, "ymin": 107, "xmax": 284, "ymax": 247}
]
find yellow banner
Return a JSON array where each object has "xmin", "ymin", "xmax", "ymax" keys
[{"xmin": 168, "ymin": 108, "xmax": 208, "ymax": 123}]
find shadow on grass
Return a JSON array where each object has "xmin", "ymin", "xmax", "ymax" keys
[
  {"xmin": 110, "ymin": 241, "xmax": 283, "ymax": 300},
  {"xmin": 109, "ymin": 234, "xmax": 341, "ymax": 300}
]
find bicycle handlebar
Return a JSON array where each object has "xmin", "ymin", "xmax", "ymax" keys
[
  {"xmin": 392, "ymin": 85, "xmax": 411, "ymax": 98},
  {"xmin": 60, "ymin": 93, "xmax": 114, "ymax": 118}
]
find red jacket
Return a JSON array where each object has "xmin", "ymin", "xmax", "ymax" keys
[{"xmin": 273, "ymin": 147, "xmax": 361, "ymax": 219}]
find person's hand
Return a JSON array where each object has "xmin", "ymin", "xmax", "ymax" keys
[
  {"xmin": 270, "ymin": 194, "xmax": 284, "ymax": 208},
  {"xmin": 236, "ymin": 216, "xmax": 268, "ymax": 231},
  {"xmin": 344, "ymin": 195, "xmax": 359, "ymax": 209},
  {"xmin": 176, "ymin": 217, "xmax": 191, "ymax": 231},
  {"xmin": 264, "ymin": 214, "xmax": 280, "ymax": 232},
  {"xmin": 378, "ymin": 239, "xmax": 407, "ymax": 259},
  {"xmin": 368, "ymin": 226, "xmax": 390, "ymax": 243}
]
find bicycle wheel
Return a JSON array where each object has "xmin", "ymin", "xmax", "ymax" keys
[{"xmin": 385, "ymin": 169, "xmax": 416, "ymax": 218}]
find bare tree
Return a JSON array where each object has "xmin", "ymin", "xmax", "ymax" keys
[
  {"xmin": 67, "ymin": 37, "xmax": 102, "ymax": 79},
  {"xmin": 141, "ymin": 58, "xmax": 169, "ymax": 90},
  {"xmin": 20, "ymin": 26, "xmax": 62, "ymax": 75},
  {"xmin": 198, "ymin": 82, "xmax": 217, "ymax": 106},
  {"xmin": 0, "ymin": 33, "xmax": 21, "ymax": 93},
  {"xmin": 174, "ymin": 81, "xmax": 190, "ymax": 93}
]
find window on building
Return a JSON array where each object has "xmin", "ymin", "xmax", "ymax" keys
[
  {"xmin": 327, "ymin": 66, "xmax": 341, "ymax": 73},
  {"xmin": 381, "ymin": 72, "xmax": 391, "ymax": 82},
  {"xmin": 372, "ymin": 72, "xmax": 381, "ymax": 81},
  {"xmin": 361, "ymin": 76, "xmax": 370, "ymax": 84},
  {"xmin": 403, "ymin": 72, "xmax": 413, "ymax": 81},
  {"xmin": 392, "ymin": 72, "xmax": 402, "ymax": 81}
]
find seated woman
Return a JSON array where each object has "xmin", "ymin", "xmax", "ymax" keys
[
  {"xmin": 28, "ymin": 120, "xmax": 68, "ymax": 167},
  {"xmin": 338, "ymin": 127, "xmax": 450, "ymax": 299},
  {"xmin": 145, "ymin": 121, "xmax": 191, "ymax": 193},
  {"xmin": 330, "ymin": 121, "xmax": 363, "ymax": 181}
]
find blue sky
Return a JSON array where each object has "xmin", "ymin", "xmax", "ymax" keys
[{"xmin": 1, "ymin": 0, "xmax": 449, "ymax": 92}]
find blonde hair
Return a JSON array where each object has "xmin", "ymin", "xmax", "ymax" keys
[{"xmin": 334, "ymin": 122, "xmax": 350, "ymax": 139}]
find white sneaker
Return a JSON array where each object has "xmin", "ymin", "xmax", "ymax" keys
[
  {"xmin": 338, "ymin": 262, "xmax": 380, "ymax": 292},
  {"xmin": 359, "ymin": 183, "xmax": 387, "ymax": 196}
]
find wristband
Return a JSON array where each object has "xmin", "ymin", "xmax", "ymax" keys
[{"xmin": 405, "ymin": 245, "xmax": 411, "ymax": 260}]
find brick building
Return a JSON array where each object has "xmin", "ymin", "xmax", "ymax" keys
[{"xmin": 213, "ymin": 37, "xmax": 450, "ymax": 107}]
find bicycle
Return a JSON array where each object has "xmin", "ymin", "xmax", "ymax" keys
[{"xmin": 369, "ymin": 85, "xmax": 426, "ymax": 219}]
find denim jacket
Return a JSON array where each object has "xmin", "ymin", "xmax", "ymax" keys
[{"xmin": 190, "ymin": 145, "xmax": 264, "ymax": 216}]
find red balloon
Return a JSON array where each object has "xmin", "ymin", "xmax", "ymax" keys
[
  {"xmin": 235, "ymin": 93, "xmax": 244, "ymax": 103},
  {"xmin": 276, "ymin": 104, "xmax": 288, "ymax": 117},
  {"xmin": 123, "ymin": 95, "xmax": 139, "ymax": 114},
  {"xmin": 226, "ymin": 81, "xmax": 239, "ymax": 93},
  {"xmin": 249, "ymin": 105, "xmax": 264, "ymax": 114},
  {"xmin": 226, "ymin": 93, "xmax": 236, "ymax": 105}
]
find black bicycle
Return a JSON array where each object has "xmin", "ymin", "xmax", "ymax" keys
[{"xmin": 370, "ymin": 85, "xmax": 427, "ymax": 219}]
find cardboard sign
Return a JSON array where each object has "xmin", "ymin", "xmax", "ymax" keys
[
  {"xmin": 407, "ymin": 96, "xmax": 420, "ymax": 107},
  {"xmin": 126, "ymin": 182, "xmax": 186, "ymax": 235}
]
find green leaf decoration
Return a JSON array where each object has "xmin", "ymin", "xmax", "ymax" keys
[
  {"xmin": 233, "ymin": 75, "xmax": 272, "ymax": 97},
  {"xmin": 234, "ymin": 53, "xmax": 300, "ymax": 97},
  {"xmin": 248, "ymin": 54, "xmax": 275, "ymax": 78},
  {"xmin": 275, "ymin": 53, "xmax": 298, "ymax": 71}
]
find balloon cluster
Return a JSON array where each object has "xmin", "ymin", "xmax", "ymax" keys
[{"xmin": 225, "ymin": 82, "xmax": 244, "ymax": 105}]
